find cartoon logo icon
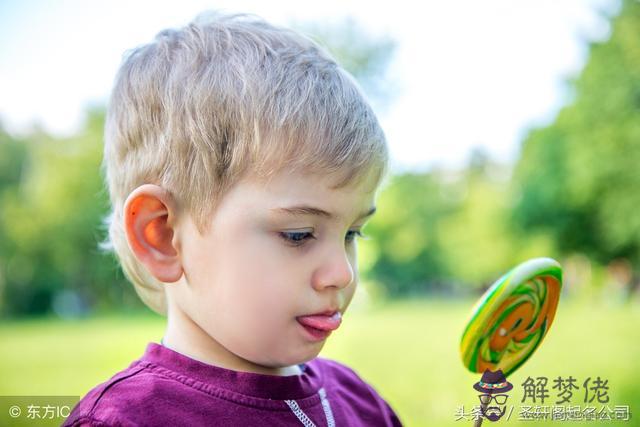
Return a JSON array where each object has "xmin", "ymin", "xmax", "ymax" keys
[{"xmin": 473, "ymin": 369, "xmax": 513, "ymax": 422}]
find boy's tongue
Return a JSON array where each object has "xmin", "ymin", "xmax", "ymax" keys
[{"xmin": 296, "ymin": 311, "xmax": 342, "ymax": 331}]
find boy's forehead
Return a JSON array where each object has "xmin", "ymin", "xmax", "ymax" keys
[
  {"xmin": 237, "ymin": 168, "xmax": 378, "ymax": 219},
  {"xmin": 252, "ymin": 168, "xmax": 378, "ymax": 199}
]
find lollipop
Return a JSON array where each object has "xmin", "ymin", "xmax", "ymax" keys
[{"xmin": 460, "ymin": 257, "xmax": 562, "ymax": 377}]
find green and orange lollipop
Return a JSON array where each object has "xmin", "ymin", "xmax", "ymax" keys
[{"xmin": 460, "ymin": 257, "xmax": 563, "ymax": 377}]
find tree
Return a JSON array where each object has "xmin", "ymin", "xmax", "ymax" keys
[
  {"xmin": 0, "ymin": 110, "xmax": 135, "ymax": 316},
  {"xmin": 513, "ymin": 0, "xmax": 640, "ymax": 288},
  {"xmin": 360, "ymin": 171, "xmax": 456, "ymax": 296},
  {"xmin": 0, "ymin": 125, "xmax": 30, "ymax": 314}
]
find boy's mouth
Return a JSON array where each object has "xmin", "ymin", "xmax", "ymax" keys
[{"xmin": 296, "ymin": 311, "xmax": 342, "ymax": 341}]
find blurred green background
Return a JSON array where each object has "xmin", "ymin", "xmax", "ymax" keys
[{"xmin": 1, "ymin": 1, "xmax": 640, "ymax": 426}]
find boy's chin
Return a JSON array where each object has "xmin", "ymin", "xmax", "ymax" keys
[{"xmin": 256, "ymin": 348, "xmax": 321, "ymax": 371}]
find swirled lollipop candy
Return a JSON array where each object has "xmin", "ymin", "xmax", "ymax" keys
[{"xmin": 460, "ymin": 258, "xmax": 562, "ymax": 377}]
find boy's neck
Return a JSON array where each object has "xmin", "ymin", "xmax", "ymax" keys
[{"xmin": 162, "ymin": 306, "xmax": 303, "ymax": 376}]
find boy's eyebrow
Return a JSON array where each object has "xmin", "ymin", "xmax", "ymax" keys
[{"xmin": 271, "ymin": 205, "xmax": 377, "ymax": 221}]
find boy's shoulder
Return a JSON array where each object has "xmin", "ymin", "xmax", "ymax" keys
[{"xmin": 62, "ymin": 361, "xmax": 159, "ymax": 427}]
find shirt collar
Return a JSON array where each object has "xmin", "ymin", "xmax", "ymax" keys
[{"xmin": 140, "ymin": 342, "xmax": 324, "ymax": 400}]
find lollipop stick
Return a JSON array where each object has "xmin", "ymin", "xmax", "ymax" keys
[{"xmin": 473, "ymin": 403, "xmax": 487, "ymax": 427}]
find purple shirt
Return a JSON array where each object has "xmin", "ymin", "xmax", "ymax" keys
[{"xmin": 63, "ymin": 342, "xmax": 402, "ymax": 426}]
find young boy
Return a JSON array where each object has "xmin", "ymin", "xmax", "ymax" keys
[{"xmin": 64, "ymin": 11, "xmax": 402, "ymax": 427}]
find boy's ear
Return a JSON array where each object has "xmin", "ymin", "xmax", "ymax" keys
[{"xmin": 123, "ymin": 184, "xmax": 183, "ymax": 283}]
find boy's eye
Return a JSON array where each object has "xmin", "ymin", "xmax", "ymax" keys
[
  {"xmin": 279, "ymin": 231, "xmax": 315, "ymax": 245},
  {"xmin": 279, "ymin": 230, "xmax": 367, "ymax": 247}
]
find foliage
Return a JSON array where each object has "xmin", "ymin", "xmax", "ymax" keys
[
  {"xmin": 512, "ymin": 0, "xmax": 640, "ymax": 270},
  {"xmin": 362, "ymin": 152, "xmax": 558, "ymax": 296},
  {"xmin": 0, "ymin": 110, "xmax": 136, "ymax": 316}
]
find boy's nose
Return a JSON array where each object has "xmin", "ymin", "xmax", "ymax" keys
[{"xmin": 311, "ymin": 248, "xmax": 355, "ymax": 291}]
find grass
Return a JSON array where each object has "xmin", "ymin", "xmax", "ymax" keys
[{"xmin": 1, "ymin": 298, "xmax": 639, "ymax": 426}]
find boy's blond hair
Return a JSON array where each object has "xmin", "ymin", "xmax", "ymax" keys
[{"xmin": 102, "ymin": 12, "xmax": 389, "ymax": 315}]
